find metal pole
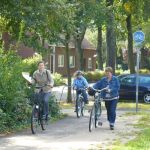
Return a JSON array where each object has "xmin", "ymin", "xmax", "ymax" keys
[
  {"xmin": 135, "ymin": 47, "xmax": 140, "ymax": 113},
  {"xmin": 53, "ymin": 45, "xmax": 56, "ymax": 74}
]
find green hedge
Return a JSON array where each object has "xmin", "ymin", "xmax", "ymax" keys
[{"xmin": 84, "ymin": 69, "xmax": 150, "ymax": 82}]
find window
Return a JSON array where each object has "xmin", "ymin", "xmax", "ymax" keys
[
  {"xmin": 88, "ymin": 58, "xmax": 92, "ymax": 69},
  {"xmin": 121, "ymin": 76, "xmax": 135, "ymax": 85},
  {"xmin": 58, "ymin": 55, "xmax": 64, "ymax": 67},
  {"xmin": 139, "ymin": 76, "xmax": 150, "ymax": 84},
  {"xmin": 69, "ymin": 56, "xmax": 75, "ymax": 68}
]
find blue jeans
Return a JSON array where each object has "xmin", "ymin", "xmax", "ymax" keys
[
  {"xmin": 105, "ymin": 99, "xmax": 118, "ymax": 125},
  {"xmin": 35, "ymin": 92, "xmax": 51, "ymax": 116},
  {"xmin": 43, "ymin": 92, "xmax": 51, "ymax": 116}
]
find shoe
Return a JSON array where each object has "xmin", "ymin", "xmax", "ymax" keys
[{"xmin": 110, "ymin": 125, "xmax": 114, "ymax": 130}]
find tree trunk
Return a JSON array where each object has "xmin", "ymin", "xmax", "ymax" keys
[
  {"xmin": 76, "ymin": 39, "xmax": 83, "ymax": 70},
  {"xmin": 126, "ymin": 14, "xmax": 135, "ymax": 73},
  {"xmin": 65, "ymin": 34, "xmax": 72, "ymax": 103},
  {"xmin": 97, "ymin": 26, "xmax": 103, "ymax": 70},
  {"xmin": 75, "ymin": 26, "xmax": 86, "ymax": 71},
  {"xmin": 106, "ymin": 0, "xmax": 116, "ymax": 73}
]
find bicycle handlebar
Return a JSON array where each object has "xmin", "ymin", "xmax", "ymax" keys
[
  {"xmin": 90, "ymin": 87, "xmax": 108, "ymax": 93},
  {"xmin": 35, "ymin": 84, "xmax": 53, "ymax": 89}
]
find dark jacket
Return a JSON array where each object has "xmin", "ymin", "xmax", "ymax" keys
[{"xmin": 93, "ymin": 76, "xmax": 120, "ymax": 100}]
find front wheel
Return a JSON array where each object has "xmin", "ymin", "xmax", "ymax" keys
[
  {"xmin": 31, "ymin": 105, "xmax": 39, "ymax": 134},
  {"xmin": 143, "ymin": 93, "xmax": 150, "ymax": 103},
  {"xmin": 76, "ymin": 98, "xmax": 82, "ymax": 118},
  {"xmin": 95, "ymin": 102, "xmax": 102, "ymax": 128},
  {"xmin": 89, "ymin": 106, "xmax": 95, "ymax": 132}
]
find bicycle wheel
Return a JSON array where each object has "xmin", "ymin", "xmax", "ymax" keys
[
  {"xmin": 89, "ymin": 105, "xmax": 96, "ymax": 132},
  {"xmin": 76, "ymin": 97, "xmax": 82, "ymax": 118},
  {"xmin": 31, "ymin": 105, "xmax": 40, "ymax": 134},
  {"xmin": 95, "ymin": 102, "xmax": 102, "ymax": 128},
  {"xmin": 40, "ymin": 114, "xmax": 48, "ymax": 130},
  {"xmin": 81, "ymin": 100, "xmax": 85, "ymax": 116}
]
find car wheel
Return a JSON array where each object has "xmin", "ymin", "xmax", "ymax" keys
[{"xmin": 143, "ymin": 93, "xmax": 150, "ymax": 103}]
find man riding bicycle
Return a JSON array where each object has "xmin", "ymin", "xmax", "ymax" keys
[
  {"xmin": 32, "ymin": 61, "xmax": 54, "ymax": 121},
  {"xmin": 73, "ymin": 70, "xmax": 89, "ymax": 105}
]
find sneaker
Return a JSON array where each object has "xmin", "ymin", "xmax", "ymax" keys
[{"xmin": 110, "ymin": 125, "xmax": 114, "ymax": 130}]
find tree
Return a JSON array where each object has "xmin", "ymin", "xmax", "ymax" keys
[
  {"xmin": 106, "ymin": 0, "xmax": 116, "ymax": 73},
  {"xmin": 91, "ymin": 0, "xmax": 106, "ymax": 70}
]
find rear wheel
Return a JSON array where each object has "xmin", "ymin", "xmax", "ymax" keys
[
  {"xmin": 143, "ymin": 93, "xmax": 150, "ymax": 103},
  {"xmin": 40, "ymin": 117, "xmax": 48, "ymax": 130},
  {"xmin": 89, "ymin": 106, "xmax": 95, "ymax": 132},
  {"xmin": 31, "ymin": 105, "xmax": 39, "ymax": 134}
]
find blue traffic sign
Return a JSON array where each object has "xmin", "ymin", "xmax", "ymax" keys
[{"xmin": 133, "ymin": 31, "xmax": 145, "ymax": 43}]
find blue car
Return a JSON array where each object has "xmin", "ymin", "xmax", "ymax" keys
[{"xmin": 118, "ymin": 74, "xmax": 150, "ymax": 103}]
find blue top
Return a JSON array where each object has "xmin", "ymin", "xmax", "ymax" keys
[
  {"xmin": 93, "ymin": 76, "xmax": 120, "ymax": 100},
  {"xmin": 73, "ymin": 76, "xmax": 88, "ymax": 89}
]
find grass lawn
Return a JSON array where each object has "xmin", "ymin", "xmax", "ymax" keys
[{"xmin": 112, "ymin": 104, "xmax": 150, "ymax": 150}]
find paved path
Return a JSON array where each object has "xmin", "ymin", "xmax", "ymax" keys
[{"xmin": 0, "ymin": 108, "xmax": 140, "ymax": 150}]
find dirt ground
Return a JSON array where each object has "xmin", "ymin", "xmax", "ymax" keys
[{"xmin": 0, "ymin": 107, "xmax": 141, "ymax": 150}]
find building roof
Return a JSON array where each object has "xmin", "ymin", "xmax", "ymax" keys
[{"xmin": 54, "ymin": 38, "xmax": 96, "ymax": 50}]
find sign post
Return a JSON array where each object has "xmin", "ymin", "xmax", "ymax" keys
[{"xmin": 133, "ymin": 30, "xmax": 145, "ymax": 113}]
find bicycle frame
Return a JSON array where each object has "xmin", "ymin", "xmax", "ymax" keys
[
  {"xmin": 89, "ymin": 87, "xmax": 106, "ymax": 132},
  {"xmin": 31, "ymin": 86, "xmax": 48, "ymax": 134}
]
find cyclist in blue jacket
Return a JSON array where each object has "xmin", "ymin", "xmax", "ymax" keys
[
  {"xmin": 73, "ymin": 70, "xmax": 89, "ymax": 105},
  {"xmin": 92, "ymin": 67, "xmax": 120, "ymax": 130}
]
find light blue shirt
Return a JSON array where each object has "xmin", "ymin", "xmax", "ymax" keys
[{"xmin": 73, "ymin": 76, "xmax": 88, "ymax": 89}]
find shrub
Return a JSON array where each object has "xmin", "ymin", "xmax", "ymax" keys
[
  {"xmin": 0, "ymin": 49, "xmax": 30, "ymax": 132},
  {"xmin": 52, "ymin": 73, "xmax": 65, "ymax": 86},
  {"xmin": 139, "ymin": 69, "xmax": 150, "ymax": 74},
  {"xmin": 84, "ymin": 71, "xmax": 105, "ymax": 82},
  {"xmin": 49, "ymin": 94, "xmax": 61, "ymax": 118}
]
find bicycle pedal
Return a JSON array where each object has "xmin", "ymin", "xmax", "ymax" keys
[
  {"xmin": 97, "ymin": 121, "xmax": 103, "ymax": 126},
  {"xmin": 88, "ymin": 109, "xmax": 91, "ymax": 113}
]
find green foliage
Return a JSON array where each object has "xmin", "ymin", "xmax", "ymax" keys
[
  {"xmin": 52, "ymin": 73, "xmax": 65, "ymax": 86},
  {"xmin": 49, "ymin": 94, "xmax": 61, "ymax": 118},
  {"xmin": 139, "ymin": 69, "xmax": 150, "ymax": 74},
  {"xmin": 84, "ymin": 71, "xmax": 105, "ymax": 82},
  {"xmin": 22, "ymin": 55, "xmax": 42, "ymax": 75},
  {"xmin": 0, "ymin": 49, "xmax": 31, "ymax": 133}
]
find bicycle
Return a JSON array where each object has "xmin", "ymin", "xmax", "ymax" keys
[
  {"xmin": 75, "ymin": 88, "xmax": 87, "ymax": 118},
  {"xmin": 31, "ymin": 85, "xmax": 49, "ymax": 134},
  {"xmin": 89, "ymin": 87, "xmax": 107, "ymax": 132}
]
